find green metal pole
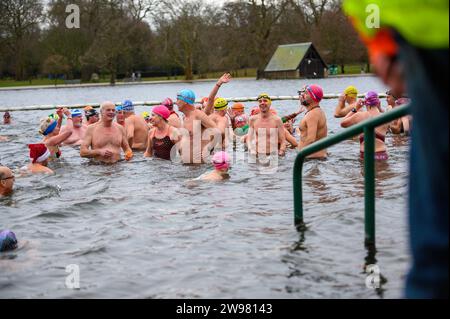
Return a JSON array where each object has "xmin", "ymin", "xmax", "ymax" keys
[
  {"xmin": 293, "ymin": 155, "xmax": 305, "ymax": 230},
  {"xmin": 364, "ymin": 127, "xmax": 376, "ymax": 246}
]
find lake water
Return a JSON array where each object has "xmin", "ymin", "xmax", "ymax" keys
[{"xmin": 0, "ymin": 77, "xmax": 410, "ymax": 298}]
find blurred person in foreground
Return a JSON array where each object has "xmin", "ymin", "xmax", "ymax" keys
[{"xmin": 343, "ymin": 0, "xmax": 448, "ymax": 298}]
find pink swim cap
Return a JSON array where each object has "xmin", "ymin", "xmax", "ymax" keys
[
  {"xmin": 212, "ymin": 151, "xmax": 230, "ymax": 170},
  {"xmin": 306, "ymin": 84, "xmax": 323, "ymax": 102},
  {"xmin": 152, "ymin": 105, "xmax": 170, "ymax": 120}
]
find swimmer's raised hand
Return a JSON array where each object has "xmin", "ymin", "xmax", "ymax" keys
[
  {"xmin": 56, "ymin": 108, "xmax": 64, "ymax": 117},
  {"xmin": 63, "ymin": 108, "xmax": 71, "ymax": 117},
  {"xmin": 217, "ymin": 73, "xmax": 232, "ymax": 86}
]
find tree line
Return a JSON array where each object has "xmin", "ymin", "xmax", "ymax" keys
[{"xmin": 0, "ymin": 0, "xmax": 368, "ymax": 84}]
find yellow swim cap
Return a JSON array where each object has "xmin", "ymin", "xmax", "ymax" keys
[
  {"xmin": 214, "ymin": 98, "xmax": 228, "ymax": 110},
  {"xmin": 141, "ymin": 111, "xmax": 150, "ymax": 119},
  {"xmin": 344, "ymin": 86, "xmax": 358, "ymax": 98},
  {"xmin": 257, "ymin": 93, "xmax": 272, "ymax": 101}
]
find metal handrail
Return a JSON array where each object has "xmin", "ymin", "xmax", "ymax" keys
[{"xmin": 293, "ymin": 104, "xmax": 411, "ymax": 246}]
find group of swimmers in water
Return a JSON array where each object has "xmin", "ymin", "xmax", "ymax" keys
[
  {"xmin": 0, "ymin": 73, "xmax": 412, "ymax": 252},
  {"xmin": 1, "ymin": 73, "xmax": 411, "ymax": 196}
]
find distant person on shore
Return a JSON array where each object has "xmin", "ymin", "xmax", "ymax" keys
[
  {"xmin": 162, "ymin": 98, "xmax": 182, "ymax": 128},
  {"xmin": 298, "ymin": 85, "xmax": 328, "ymax": 158},
  {"xmin": 341, "ymin": 91, "xmax": 389, "ymax": 160},
  {"xmin": 0, "ymin": 166, "xmax": 14, "ymax": 196},
  {"xmin": 3, "ymin": 112, "xmax": 11, "ymax": 125},
  {"xmin": 23, "ymin": 144, "xmax": 54, "ymax": 174},
  {"xmin": 123, "ymin": 100, "xmax": 149, "ymax": 151},
  {"xmin": 200, "ymin": 151, "xmax": 231, "ymax": 181},
  {"xmin": 60, "ymin": 109, "xmax": 87, "ymax": 146},
  {"xmin": 334, "ymin": 86, "xmax": 359, "ymax": 118},
  {"xmin": 144, "ymin": 105, "xmax": 180, "ymax": 161},
  {"xmin": 80, "ymin": 101, "xmax": 133, "ymax": 164}
]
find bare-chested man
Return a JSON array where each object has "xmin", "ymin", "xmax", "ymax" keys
[
  {"xmin": 204, "ymin": 73, "xmax": 232, "ymax": 149},
  {"xmin": 176, "ymin": 89, "xmax": 218, "ymax": 164},
  {"xmin": 123, "ymin": 100, "xmax": 149, "ymax": 150},
  {"xmin": 80, "ymin": 101, "xmax": 133, "ymax": 164},
  {"xmin": 60, "ymin": 109, "xmax": 87, "ymax": 146},
  {"xmin": 298, "ymin": 84, "xmax": 328, "ymax": 159},
  {"xmin": 247, "ymin": 93, "xmax": 286, "ymax": 157}
]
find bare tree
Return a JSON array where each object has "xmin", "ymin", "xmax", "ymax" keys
[
  {"xmin": 0, "ymin": 0, "xmax": 43, "ymax": 80},
  {"xmin": 156, "ymin": 0, "xmax": 208, "ymax": 80}
]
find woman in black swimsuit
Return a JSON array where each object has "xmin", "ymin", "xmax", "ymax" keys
[{"xmin": 144, "ymin": 105, "xmax": 180, "ymax": 161}]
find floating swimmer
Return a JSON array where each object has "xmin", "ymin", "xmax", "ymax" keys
[
  {"xmin": 200, "ymin": 151, "xmax": 231, "ymax": 181},
  {"xmin": 3, "ymin": 111, "xmax": 11, "ymax": 125},
  {"xmin": 0, "ymin": 230, "xmax": 18, "ymax": 252}
]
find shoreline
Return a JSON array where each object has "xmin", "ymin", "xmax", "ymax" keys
[{"xmin": 0, "ymin": 74, "xmax": 375, "ymax": 92}]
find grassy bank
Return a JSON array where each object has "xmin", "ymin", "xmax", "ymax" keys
[
  {"xmin": 0, "ymin": 66, "xmax": 371, "ymax": 88},
  {"xmin": 0, "ymin": 68, "xmax": 258, "ymax": 88}
]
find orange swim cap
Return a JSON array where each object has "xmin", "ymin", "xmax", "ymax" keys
[{"xmin": 232, "ymin": 103, "xmax": 245, "ymax": 111}]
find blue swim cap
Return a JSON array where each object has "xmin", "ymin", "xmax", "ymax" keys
[
  {"xmin": 0, "ymin": 230, "xmax": 18, "ymax": 252},
  {"xmin": 116, "ymin": 105, "xmax": 124, "ymax": 112},
  {"xmin": 123, "ymin": 100, "xmax": 134, "ymax": 112},
  {"xmin": 71, "ymin": 109, "xmax": 83, "ymax": 117},
  {"xmin": 177, "ymin": 89, "xmax": 196, "ymax": 105}
]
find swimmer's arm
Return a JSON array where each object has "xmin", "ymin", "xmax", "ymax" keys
[
  {"xmin": 80, "ymin": 126, "xmax": 99, "ymax": 158},
  {"xmin": 168, "ymin": 115, "xmax": 181, "ymax": 128},
  {"xmin": 46, "ymin": 130, "xmax": 72, "ymax": 146},
  {"xmin": 247, "ymin": 116, "xmax": 256, "ymax": 153},
  {"xmin": 170, "ymin": 127, "xmax": 182, "ymax": 144},
  {"xmin": 284, "ymin": 128, "xmax": 298, "ymax": 148},
  {"xmin": 144, "ymin": 129, "xmax": 155, "ymax": 157},
  {"xmin": 341, "ymin": 109, "xmax": 364, "ymax": 128},
  {"xmin": 389, "ymin": 119, "xmax": 402, "ymax": 134},
  {"xmin": 401, "ymin": 116, "xmax": 410, "ymax": 134},
  {"xmin": 277, "ymin": 118, "xmax": 287, "ymax": 154},
  {"xmin": 334, "ymin": 95, "xmax": 353, "ymax": 118},
  {"xmin": 199, "ymin": 111, "xmax": 217, "ymax": 129},
  {"xmin": 120, "ymin": 126, "xmax": 133, "ymax": 157},
  {"xmin": 205, "ymin": 73, "xmax": 231, "ymax": 115}
]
